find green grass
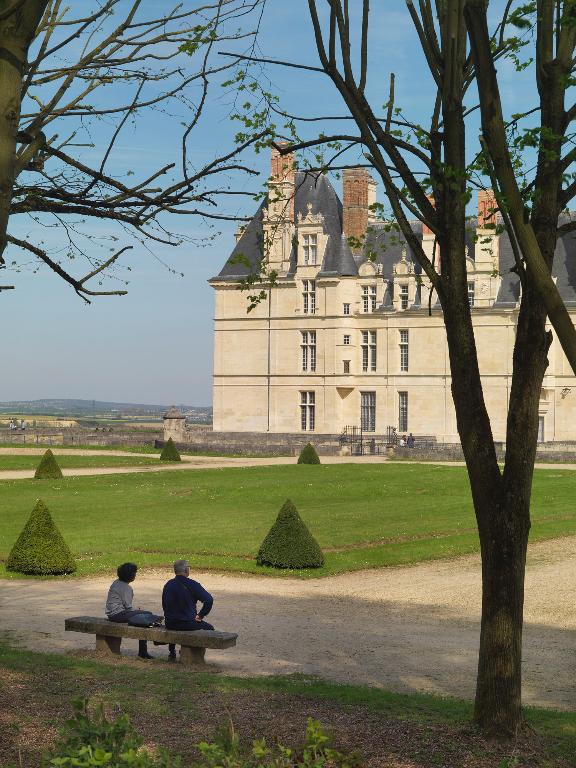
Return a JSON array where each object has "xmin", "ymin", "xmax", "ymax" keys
[
  {"xmin": 0, "ymin": 641, "xmax": 573, "ymax": 764},
  {"xmin": 0, "ymin": 443, "xmax": 274, "ymax": 458},
  {"xmin": 0, "ymin": 454, "xmax": 160, "ymax": 470},
  {"xmin": 0, "ymin": 463, "xmax": 575, "ymax": 578}
]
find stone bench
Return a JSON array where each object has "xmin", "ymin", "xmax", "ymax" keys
[{"xmin": 65, "ymin": 616, "xmax": 237, "ymax": 665}]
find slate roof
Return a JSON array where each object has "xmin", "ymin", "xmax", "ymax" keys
[
  {"xmin": 214, "ymin": 171, "xmax": 576, "ymax": 307},
  {"xmin": 214, "ymin": 171, "xmax": 355, "ymax": 281}
]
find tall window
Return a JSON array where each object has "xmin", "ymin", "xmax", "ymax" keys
[
  {"xmin": 400, "ymin": 284, "xmax": 409, "ymax": 310},
  {"xmin": 343, "ymin": 360, "xmax": 350, "ymax": 374},
  {"xmin": 361, "ymin": 392, "xmax": 376, "ymax": 432},
  {"xmin": 399, "ymin": 329, "xmax": 409, "ymax": 372},
  {"xmin": 361, "ymin": 331, "xmax": 377, "ymax": 372},
  {"xmin": 303, "ymin": 280, "xmax": 316, "ymax": 314},
  {"xmin": 399, "ymin": 391, "xmax": 408, "ymax": 432},
  {"xmin": 362, "ymin": 285, "xmax": 377, "ymax": 312},
  {"xmin": 303, "ymin": 233, "xmax": 318, "ymax": 265},
  {"xmin": 538, "ymin": 415, "xmax": 545, "ymax": 443},
  {"xmin": 343, "ymin": 302, "xmax": 350, "ymax": 315},
  {"xmin": 343, "ymin": 334, "xmax": 351, "ymax": 345},
  {"xmin": 301, "ymin": 331, "xmax": 316, "ymax": 372},
  {"xmin": 300, "ymin": 391, "xmax": 315, "ymax": 431},
  {"xmin": 468, "ymin": 282, "xmax": 475, "ymax": 307}
]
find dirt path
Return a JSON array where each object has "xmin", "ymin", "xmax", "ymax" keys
[{"xmin": 1, "ymin": 537, "xmax": 574, "ymax": 711}]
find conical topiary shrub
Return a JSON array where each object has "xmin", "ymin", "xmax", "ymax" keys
[
  {"xmin": 6, "ymin": 499, "xmax": 76, "ymax": 575},
  {"xmin": 160, "ymin": 437, "xmax": 181, "ymax": 462},
  {"xmin": 297, "ymin": 442, "xmax": 320, "ymax": 464},
  {"xmin": 257, "ymin": 499, "xmax": 324, "ymax": 569},
  {"xmin": 34, "ymin": 448, "xmax": 63, "ymax": 479}
]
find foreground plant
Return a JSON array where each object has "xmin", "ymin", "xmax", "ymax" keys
[{"xmin": 43, "ymin": 701, "xmax": 360, "ymax": 767}]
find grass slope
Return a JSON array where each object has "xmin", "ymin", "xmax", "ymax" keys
[
  {"xmin": 0, "ymin": 463, "xmax": 575, "ymax": 578},
  {"xmin": 0, "ymin": 642, "xmax": 573, "ymax": 767}
]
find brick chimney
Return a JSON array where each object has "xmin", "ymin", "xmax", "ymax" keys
[
  {"xmin": 342, "ymin": 168, "xmax": 370, "ymax": 247},
  {"xmin": 478, "ymin": 189, "xmax": 497, "ymax": 228},
  {"xmin": 271, "ymin": 143, "xmax": 294, "ymax": 182},
  {"xmin": 421, "ymin": 195, "xmax": 435, "ymax": 236},
  {"xmin": 269, "ymin": 143, "xmax": 295, "ymax": 222}
]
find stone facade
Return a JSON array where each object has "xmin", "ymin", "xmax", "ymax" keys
[{"xmin": 210, "ymin": 151, "xmax": 576, "ymax": 443}]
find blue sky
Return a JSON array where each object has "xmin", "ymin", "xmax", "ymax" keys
[{"xmin": 3, "ymin": 1, "xmax": 530, "ymax": 406}]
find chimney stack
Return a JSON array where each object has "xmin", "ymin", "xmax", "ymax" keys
[
  {"xmin": 342, "ymin": 168, "xmax": 371, "ymax": 248},
  {"xmin": 478, "ymin": 189, "xmax": 497, "ymax": 228},
  {"xmin": 421, "ymin": 195, "xmax": 435, "ymax": 236},
  {"xmin": 269, "ymin": 143, "xmax": 295, "ymax": 222}
]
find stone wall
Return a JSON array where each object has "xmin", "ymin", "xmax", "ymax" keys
[
  {"xmin": 392, "ymin": 442, "xmax": 576, "ymax": 463},
  {"xmin": 0, "ymin": 428, "xmax": 161, "ymax": 448},
  {"xmin": 157, "ymin": 430, "xmax": 345, "ymax": 457}
]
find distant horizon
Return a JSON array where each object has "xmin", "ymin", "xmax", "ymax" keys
[{"xmin": 0, "ymin": 397, "xmax": 212, "ymax": 410}]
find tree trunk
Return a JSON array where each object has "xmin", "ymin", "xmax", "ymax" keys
[
  {"xmin": 473, "ymin": 276, "xmax": 550, "ymax": 733},
  {"xmin": 474, "ymin": 505, "xmax": 529, "ymax": 733},
  {"xmin": 0, "ymin": 1, "xmax": 48, "ymax": 262}
]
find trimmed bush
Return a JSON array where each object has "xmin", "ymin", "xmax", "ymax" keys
[
  {"xmin": 160, "ymin": 437, "xmax": 181, "ymax": 462},
  {"xmin": 257, "ymin": 498, "xmax": 324, "ymax": 569},
  {"xmin": 34, "ymin": 448, "xmax": 63, "ymax": 479},
  {"xmin": 297, "ymin": 442, "xmax": 320, "ymax": 464},
  {"xmin": 6, "ymin": 499, "xmax": 76, "ymax": 575}
]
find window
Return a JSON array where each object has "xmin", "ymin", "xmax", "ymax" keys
[
  {"xmin": 361, "ymin": 392, "xmax": 376, "ymax": 432},
  {"xmin": 300, "ymin": 391, "xmax": 315, "ymax": 431},
  {"xmin": 399, "ymin": 329, "xmax": 409, "ymax": 372},
  {"xmin": 361, "ymin": 330, "xmax": 377, "ymax": 372},
  {"xmin": 343, "ymin": 334, "xmax": 351, "ymax": 345},
  {"xmin": 362, "ymin": 285, "xmax": 377, "ymax": 312},
  {"xmin": 343, "ymin": 360, "xmax": 350, "ymax": 374},
  {"xmin": 468, "ymin": 282, "xmax": 475, "ymax": 307},
  {"xmin": 400, "ymin": 284, "xmax": 409, "ymax": 310},
  {"xmin": 301, "ymin": 331, "xmax": 316, "ymax": 372},
  {"xmin": 538, "ymin": 415, "xmax": 545, "ymax": 443},
  {"xmin": 302, "ymin": 280, "xmax": 316, "ymax": 314},
  {"xmin": 303, "ymin": 233, "xmax": 318, "ymax": 265},
  {"xmin": 399, "ymin": 391, "xmax": 408, "ymax": 432},
  {"xmin": 343, "ymin": 303, "xmax": 350, "ymax": 315}
]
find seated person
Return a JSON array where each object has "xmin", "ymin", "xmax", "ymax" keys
[
  {"xmin": 162, "ymin": 559, "xmax": 214, "ymax": 661},
  {"xmin": 105, "ymin": 562, "xmax": 160, "ymax": 660}
]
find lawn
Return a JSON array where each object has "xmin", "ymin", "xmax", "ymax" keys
[
  {"xmin": 0, "ymin": 454, "xmax": 159, "ymax": 470},
  {"xmin": 0, "ymin": 641, "xmax": 573, "ymax": 767},
  {"xmin": 0, "ymin": 463, "xmax": 575, "ymax": 578}
]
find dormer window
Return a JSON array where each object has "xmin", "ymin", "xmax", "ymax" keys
[
  {"xmin": 303, "ymin": 233, "xmax": 318, "ymax": 265},
  {"xmin": 399, "ymin": 284, "xmax": 409, "ymax": 310}
]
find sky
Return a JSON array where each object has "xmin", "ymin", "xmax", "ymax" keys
[{"xmin": 2, "ymin": 1, "xmax": 530, "ymax": 406}]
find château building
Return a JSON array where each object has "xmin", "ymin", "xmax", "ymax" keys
[{"xmin": 209, "ymin": 148, "xmax": 576, "ymax": 443}]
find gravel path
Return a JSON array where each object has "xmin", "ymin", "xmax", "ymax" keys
[
  {"xmin": 1, "ymin": 447, "xmax": 576, "ymax": 480},
  {"xmin": 1, "ymin": 537, "xmax": 574, "ymax": 711}
]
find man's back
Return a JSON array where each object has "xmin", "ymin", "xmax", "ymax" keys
[{"xmin": 162, "ymin": 574, "xmax": 213, "ymax": 625}]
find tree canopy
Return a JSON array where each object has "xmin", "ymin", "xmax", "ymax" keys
[{"xmin": 0, "ymin": 0, "xmax": 262, "ymax": 300}]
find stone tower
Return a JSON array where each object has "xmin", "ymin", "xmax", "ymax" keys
[{"xmin": 163, "ymin": 406, "xmax": 186, "ymax": 443}]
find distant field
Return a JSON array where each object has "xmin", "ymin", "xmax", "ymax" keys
[
  {"xmin": 0, "ymin": 463, "xmax": 575, "ymax": 578},
  {"xmin": 0, "ymin": 455, "xmax": 159, "ymax": 471}
]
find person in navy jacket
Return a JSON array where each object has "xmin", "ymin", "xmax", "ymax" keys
[{"xmin": 162, "ymin": 559, "xmax": 214, "ymax": 660}]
